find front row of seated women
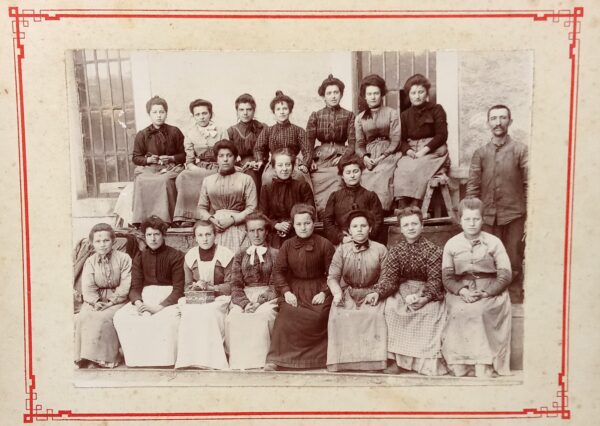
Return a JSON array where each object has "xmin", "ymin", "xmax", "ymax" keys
[{"xmin": 75, "ymin": 197, "xmax": 512, "ymax": 378}]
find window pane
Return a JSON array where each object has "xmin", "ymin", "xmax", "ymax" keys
[
  {"xmin": 105, "ymin": 154, "xmax": 118, "ymax": 183},
  {"xmin": 98, "ymin": 60, "xmax": 113, "ymax": 106},
  {"xmin": 86, "ymin": 62, "xmax": 101, "ymax": 108},
  {"xmin": 117, "ymin": 154, "xmax": 130, "ymax": 182},
  {"xmin": 80, "ymin": 113, "xmax": 92, "ymax": 156},
  {"xmin": 90, "ymin": 111, "xmax": 104, "ymax": 155},
  {"xmin": 109, "ymin": 60, "xmax": 124, "ymax": 106},
  {"xmin": 102, "ymin": 109, "xmax": 115, "ymax": 153},
  {"xmin": 114, "ymin": 109, "xmax": 128, "ymax": 152},
  {"xmin": 84, "ymin": 157, "xmax": 96, "ymax": 197}
]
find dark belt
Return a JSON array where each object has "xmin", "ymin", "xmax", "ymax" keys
[{"xmin": 457, "ymin": 272, "xmax": 497, "ymax": 280}]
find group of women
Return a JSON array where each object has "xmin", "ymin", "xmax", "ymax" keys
[
  {"xmin": 74, "ymin": 71, "xmax": 512, "ymax": 377},
  {"xmin": 126, "ymin": 72, "xmax": 449, "ymax": 232},
  {"xmin": 75, "ymin": 195, "xmax": 513, "ymax": 378}
]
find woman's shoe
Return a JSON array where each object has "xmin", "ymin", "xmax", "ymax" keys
[{"xmin": 263, "ymin": 362, "xmax": 279, "ymax": 371}]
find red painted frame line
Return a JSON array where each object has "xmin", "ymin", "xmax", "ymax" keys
[{"xmin": 8, "ymin": 6, "xmax": 581, "ymax": 423}]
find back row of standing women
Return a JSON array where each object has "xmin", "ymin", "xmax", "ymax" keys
[
  {"xmin": 76, "ymin": 197, "xmax": 512, "ymax": 378},
  {"xmin": 130, "ymin": 72, "xmax": 449, "ymax": 230}
]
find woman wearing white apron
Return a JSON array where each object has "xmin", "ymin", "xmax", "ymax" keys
[
  {"xmin": 225, "ymin": 212, "xmax": 279, "ymax": 370},
  {"xmin": 175, "ymin": 220, "xmax": 235, "ymax": 369},
  {"xmin": 113, "ymin": 216, "xmax": 184, "ymax": 367}
]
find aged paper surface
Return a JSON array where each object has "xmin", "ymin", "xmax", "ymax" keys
[{"xmin": 0, "ymin": 0, "xmax": 599, "ymax": 424}]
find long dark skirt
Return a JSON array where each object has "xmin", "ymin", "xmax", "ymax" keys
[
  {"xmin": 132, "ymin": 165, "xmax": 183, "ymax": 224},
  {"xmin": 267, "ymin": 278, "xmax": 331, "ymax": 369}
]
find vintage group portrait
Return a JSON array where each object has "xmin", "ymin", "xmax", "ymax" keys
[{"xmin": 2, "ymin": 1, "xmax": 597, "ymax": 424}]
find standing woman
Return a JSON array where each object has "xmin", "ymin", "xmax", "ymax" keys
[
  {"xmin": 394, "ymin": 74, "xmax": 450, "ymax": 208},
  {"xmin": 225, "ymin": 212, "xmax": 280, "ymax": 370},
  {"xmin": 306, "ymin": 74, "xmax": 356, "ymax": 216},
  {"xmin": 441, "ymin": 198, "xmax": 512, "ymax": 377},
  {"xmin": 173, "ymin": 99, "xmax": 229, "ymax": 226},
  {"xmin": 197, "ymin": 140, "xmax": 258, "ymax": 252},
  {"xmin": 75, "ymin": 223, "xmax": 131, "ymax": 368},
  {"xmin": 322, "ymin": 155, "xmax": 384, "ymax": 246},
  {"xmin": 175, "ymin": 220, "xmax": 235, "ymax": 370},
  {"xmin": 113, "ymin": 216, "xmax": 184, "ymax": 367},
  {"xmin": 354, "ymin": 74, "xmax": 402, "ymax": 211},
  {"xmin": 131, "ymin": 96, "xmax": 185, "ymax": 226},
  {"xmin": 227, "ymin": 94, "xmax": 266, "ymax": 194},
  {"xmin": 259, "ymin": 149, "xmax": 315, "ymax": 248},
  {"xmin": 265, "ymin": 203, "xmax": 335, "ymax": 370},
  {"xmin": 365, "ymin": 207, "xmax": 448, "ymax": 376},
  {"xmin": 254, "ymin": 90, "xmax": 313, "ymax": 190},
  {"xmin": 326, "ymin": 211, "xmax": 388, "ymax": 372}
]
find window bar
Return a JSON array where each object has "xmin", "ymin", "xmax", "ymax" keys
[
  {"xmin": 105, "ymin": 50, "xmax": 120, "ymax": 183},
  {"xmin": 117, "ymin": 50, "xmax": 132, "ymax": 182},
  {"xmin": 81, "ymin": 50, "xmax": 97, "ymax": 197},
  {"xmin": 93, "ymin": 50, "xmax": 108, "ymax": 188}
]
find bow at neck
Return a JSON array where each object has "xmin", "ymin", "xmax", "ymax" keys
[
  {"xmin": 352, "ymin": 239, "xmax": 369, "ymax": 252},
  {"xmin": 293, "ymin": 236, "xmax": 314, "ymax": 251},
  {"xmin": 196, "ymin": 121, "xmax": 219, "ymax": 138},
  {"xmin": 147, "ymin": 125, "xmax": 167, "ymax": 136},
  {"xmin": 239, "ymin": 120, "xmax": 263, "ymax": 135},
  {"xmin": 246, "ymin": 245, "xmax": 268, "ymax": 265}
]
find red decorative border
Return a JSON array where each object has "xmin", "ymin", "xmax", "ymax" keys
[{"xmin": 9, "ymin": 6, "xmax": 582, "ymax": 423}]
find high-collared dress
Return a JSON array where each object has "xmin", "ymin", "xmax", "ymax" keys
[
  {"xmin": 259, "ymin": 176, "xmax": 315, "ymax": 248},
  {"xmin": 130, "ymin": 123, "xmax": 186, "ymax": 224},
  {"xmin": 173, "ymin": 121, "xmax": 229, "ymax": 222},
  {"xmin": 354, "ymin": 106, "xmax": 402, "ymax": 210},
  {"xmin": 255, "ymin": 120, "xmax": 314, "ymax": 190},
  {"xmin": 175, "ymin": 244, "xmax": 234, "ymax": 370},
  {"xmin": 441, "ymin": 231, "xmax": 512, "ymax": 377},
  {"xmin": 197, "ymin": 170, "xmax": 258, "ymax": 252},
  {"xmin": 306, "ymin": 105, "xmax": 356, "ymax": 216},
  {"xmin": 393, "ymin": 102, "xmax": 449, "ymax": 200},
  {"xmin": 75, "ymin": 250, "xmax": 132, "ymax": 367},
  {"xmin": 113, "ymin": 243, "xmax": 184, "ymax": 367},
  {"xmin": 322, "ymin": 183, "xmax": 384, "ymax": 245},
  {"xmin": 373, "ymin": 236, "xmax": 448, "ymax": 376},
  {"xmin": 227, "ymin": 119, "xmax": 266, "ymax": 194},
  {"xmin": 225, "ymin": 245, "xmax": 279, "ymax": 370},
  {"xmin": 326, "ymin": 240, "xmax": 388, "ymax": 372},
  {"xmin": 266, "ymin": 234, "xmax": 335, "ymax": 369}
]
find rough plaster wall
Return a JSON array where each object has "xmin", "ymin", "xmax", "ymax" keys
[{"xmin": 458, "ymin": 50, "xmax": 533, "ymax": 167}]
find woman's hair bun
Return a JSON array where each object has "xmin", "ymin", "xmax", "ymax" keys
[
  {"xmin": 328, "ymin": 74, "xmax": 333, "ymax": 79},
  {"xmin": 275, "ymin": 90, "xmax": 284, "ymax": 96}
]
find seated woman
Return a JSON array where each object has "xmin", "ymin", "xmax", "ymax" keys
[
  {"xmin": 259, "ymin": 149, "xmax": 315, "ymax": 248},
  {"xmin": 265, "ymin": 203, "xmax": 335, "ymax": 370},
  {"xmin": 131, "ymin": 96, "xmax": 185, "ymax": 226},
  {"xmin": 394, "ymin": 74, "xmax": 450, "ymax": 208},
  {"xmin": 306, "ymin": 74, "xmax": 356, "ymax": 216},
  {"xmin": 441, "ymin": 198, "xmax": 512, "ymax": 377},
  {"xmin": 173, "ymin": 99, "xmax": 229, "ymax": 226},
  {"xmin": 365, "ymin": 206, "xmax": 448, "ymax": 376},
  {"xmin": 355, "ymin": 74, "xmax": 401, "ymax": 211},
  {"xmin": 75, "ymin": 223, "xmax": 132, "ymax": 368},
  {"xmin": 254, "ymin": 90, "xmax": 313, "ymax": 190},
  {"xmin": 227, "ymin": 93, "xmax": 266, "ymax": 195},
  {"xmin": 113, "ymin": 216, "xmax": 184, "ymax": 367},
  {"xmin": 322, "ymin": 155, "xmax": 384, "ymax": 245},
  {"xmin": 225, "ymin": 212, "xmax": 280, "ymax": 370},
  {"xmin": 197, "ymin": 140, "xmax": 258, "ymax": 252},
  {"xmin": 326, "ymin": 210, "xmax": 388, "ymax": 372},
  {"xmin": 175, "ymin": 220, "xmax": 235, "ymax": 370}
]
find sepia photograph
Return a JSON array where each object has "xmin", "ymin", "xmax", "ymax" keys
[{"xmin": 68, "ymin": 49, "xmax": 531, "ymax": 387}]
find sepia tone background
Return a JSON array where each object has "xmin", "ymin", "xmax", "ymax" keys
[{"xmin": 0, "ymin": 0, "xmax": 599, "ymax": 424}]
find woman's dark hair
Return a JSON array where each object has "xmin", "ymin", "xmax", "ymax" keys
[
  {"xmin": 235, "ymin": 93, "xmax": 256, "ymax": 110},
  {"xmin": 270, "ymin": 148, "xmax": 297, "ymax": 168},
  {"xmin": 213, "ymin": 139, "xmax": 239, "ymax": 159},
  {"xmin": 290, "ymin": 203, "xmax": 316, "ymax": 222},
  {"xmin": 359, "ymin": 74, "xmax": 387, "ymax": 99},
  {"xmin": 189, "ymin": 98, "xmax": 213, "ymax": 118},
  {"xmin": 245, "ymin": 211, "xmax": 272, "ymax": 234},
  {"xmin": 403, "ymin": 73, "xmax": 431, "ymax": 95},
  {"xmin": 337, "ymin": 154, "xmax": 365, "ymax": 176},
  {"xmin": 318, "ymin": 74, "xmax": 345, "ymax": 97},
  {"xmin": 345, "ymin": 209, "xmax": 374, "ymax": 230},
  {"xmin": 193, "ymin": 219, "xmax": 216, "ymax": 235},
  {"xmin": 89, "ymin": 223, "xmax": 116, "ymax": 243},
  {"xmin": 269, "ymin": 90, "xmax": 295, "ymax": 113},
  {"xmin": 459, "ymin": 197, "xmax": 484, "ymax": 218},
  {"xmin": 141, "ymin": 215, "xmax": 169, "ymax": 235},
  {"xmin": 146, "ymin": 96, "xmax": 168, "ymax": 114},
  {"xmin": 397, "ymin": 206, "xmax": 424, "ymax": 226}
]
